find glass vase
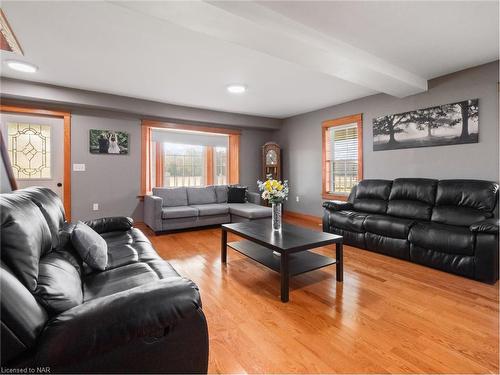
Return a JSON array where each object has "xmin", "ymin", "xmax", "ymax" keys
[{"xmin": 271, "ymin": 202, "xmax": 282, "ymax": 232}]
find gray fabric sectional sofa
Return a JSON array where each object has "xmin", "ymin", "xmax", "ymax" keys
[{"xmin": 144, "ymin": 185, "xmax": 271, "ymax": 233}]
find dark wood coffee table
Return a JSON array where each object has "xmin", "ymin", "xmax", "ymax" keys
[{"xmin": 221, "ymin": 219, "xmax": 343, "ymax": 302}]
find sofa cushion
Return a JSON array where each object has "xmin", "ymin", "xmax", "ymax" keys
[
  {"xmin": 0, "ymin": 193, "xmax": 52, "ymax": 292},
  {"xmin": 329, "ymin": 210, "xmax": 369, "ymax": 233},
  {"xmin": 229, "ymin": 203, "xmax": 271, "ymax": 219},
  {"xmin": 34, "ymin": 250, "xmax": 83, "ymax": 315},
  {"xmin": 71, "ymin": 221, "xmax": 108, "ymax": 271},
  {"xmin": 161, "ymin": 206, "xmax": 199, "ymax": 219},
  {"xmin": 431, "ymin": 180, "xmax": 499, "ymax": 226},
  {"xmin": 387, "ymin": 178, "xmax": 437, "ymax": 220},
  {"xmin": 100, "ymin": 227, "xmax": 151, "ymax": 247},
  {"xmin": 83, "ymin": 261, "xmax": 180, "ymax": 301},
  {"xmin": 227, "ymin": 186, "xmax": 247, "ymax": 203},
  {"xmin": 191, "ymin": 204, "xmax": 229, "ymax": 216},
  {"xmin": 353, "ymin": 180, "xmax": 392, "ymax": 214},
  {"xmin": 431, "ymin": 206, "xmax": 493, "ymax": 227},
  {"xmin": 153, "ymin": 187, "xmax": 188, "ymax": 207},
  {"xmin": 213, "ymin": 185, "xmax": 228, "ymax": 203},
  {"xmin": 187, "ymin": 186, "xmax": 217, "ymax": 205},
  {"xmin": 408, "ymin": 222, "xmax": 474, "ymax": 256},
  {"xmin": 364, "ymin": 214, "xmax": 416, "ymax": 239},
  {"xmin": 16, "ymin": 186, "xmax": 66, "ymax": 250}
]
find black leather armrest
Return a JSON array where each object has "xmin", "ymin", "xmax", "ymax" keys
[
  {"xmin": 84, "ymin": 216, "xmax": 133, "ymax": 234},
  {"xmin": 470, "ymin": 218, "xmax": 499, "ymax": 234},
  {"xmin": 35, "ymin": 278, "xmax": 202, "ymax": 366},
  {"xmin": 322, "ymin": 200, "xmax": 353, "ymax": 211}
]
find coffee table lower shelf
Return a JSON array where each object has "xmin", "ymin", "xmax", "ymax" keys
[{"xmin": 227, "ymin": 240, "xmax": 337, "ymax": 276}]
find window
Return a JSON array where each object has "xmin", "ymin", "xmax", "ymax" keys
[
  {"xmin": 141, "ymin": 121, "xmax": 239, "ymax": 194},
  {"xmin": 322, "ymin": 114, "xmax": 363, "ymax": 199},
  {"xmin": 214, "ymin": 147, "xmax": 227, "ymax": 185},
  {"xmin": 163, "ymin": 143, "xmax": 205, "ymax": 187},
  {"xmin": 7, "ymin": 122, "xmax": 51, "ymax": 179}
]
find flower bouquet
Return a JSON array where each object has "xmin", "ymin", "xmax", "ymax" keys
[{"xmin": 257, "ymin": 175, "xmax": 289, "ymax": 231}]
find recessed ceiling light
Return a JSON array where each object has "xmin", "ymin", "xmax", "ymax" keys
[
  {"xmin": 5, "ymin": 60, "xmax": 38, "ymax": 73},
  {"xmin": 226, "ymin": 84, "xmax": 247, "ymax": 94}
]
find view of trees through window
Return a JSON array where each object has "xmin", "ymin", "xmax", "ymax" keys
[
  {"xmin": 160, "ymin": 142, "xmax": 227, "ymax": 187},
  {"xmin": 214, "ymin": 147, "xmax": 227, "ymax": 185}
]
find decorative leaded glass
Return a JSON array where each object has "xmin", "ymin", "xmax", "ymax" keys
[{"xmin": 7, "ymin": 123, "xmax": 51, "ymax": 179}]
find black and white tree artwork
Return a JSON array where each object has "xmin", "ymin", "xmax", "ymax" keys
[{"xmin": 373, "ymin": 99, "xmax": 478, "ymax": 151}]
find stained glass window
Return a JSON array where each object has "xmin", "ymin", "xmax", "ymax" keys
[{"xmin": 7, "ymin": 123, "xmax": 51, "ymax": 179}]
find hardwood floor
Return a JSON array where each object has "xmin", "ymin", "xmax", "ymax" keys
[{"xmin": 138, "ymin": 218, "xmax": 499, "ymax": 374}]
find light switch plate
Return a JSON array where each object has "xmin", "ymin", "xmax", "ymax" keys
[
  {"xmin": 92, "ymin": 203, "xmax": 99, "ymax": 211},
  {"xmin": 73, "ymin": 163, "xmax": 86, "ymax": 171}
]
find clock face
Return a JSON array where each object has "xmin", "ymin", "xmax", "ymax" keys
[{"xmin": 266, "ymin": 149, "xmax": 278, "ymax": 165}]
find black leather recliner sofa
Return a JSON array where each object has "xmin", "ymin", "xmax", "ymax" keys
[
  {"xmin": 323, "ymin": 179, "xmax": 499, "ymax": 283},
  {"xmin": 1, "ymin": 187, "xmax": 209, "ymax": 373}
]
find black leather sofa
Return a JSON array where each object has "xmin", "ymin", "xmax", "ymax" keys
[
  {"xmin": 1, "ymin": 187, "xmax": 209, "ymax": 373},
  {"xmin": 323, "ymin": 179, "xmax": 499, "ymax": 283}
]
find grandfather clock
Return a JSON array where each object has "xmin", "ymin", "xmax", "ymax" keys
[{"xmin": 262, "ymin": 142, "xmax": 281, "ymax": 180}]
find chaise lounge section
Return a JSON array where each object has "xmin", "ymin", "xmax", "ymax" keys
[
  {"xmin": 144, "ymin": 185, "xmax": 271, "ymax": 233},
  {"xmin": 323, "ymin": 179, "xmax": 499, "ymax": 283}
]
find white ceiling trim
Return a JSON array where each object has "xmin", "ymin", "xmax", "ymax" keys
[{"xmin": 114, "ymin": 0, "xmax": 428, "ymax": 98}]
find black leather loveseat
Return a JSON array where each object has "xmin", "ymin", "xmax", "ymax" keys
[
  {"xmin": 323, "ymin": 179, "xmax": 499, "ymax": 283},
  {"xmin": 1, "ymin": 187, "xmax": 208, "ymax": 373}
]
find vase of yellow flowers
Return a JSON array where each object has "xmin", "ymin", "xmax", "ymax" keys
[{"xmin": 257, "ymin": 175, "xmax": 289, "ymax": 231}]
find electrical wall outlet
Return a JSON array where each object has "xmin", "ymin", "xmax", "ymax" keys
[
  {"xmin": 92, "ymin": 203, "xmax": 99, "ymax": 211},
  {"xmin": 296, "ymin": 195, "xmax": 300, "ymax": 202},
  {"xmin": 73, "ymin": 163, "xmax": 86, "ymax": 171}
]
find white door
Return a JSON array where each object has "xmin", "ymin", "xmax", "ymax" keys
[{"xmin": 0, "ymin": 113, "xmax": 65, "ymax": 200}]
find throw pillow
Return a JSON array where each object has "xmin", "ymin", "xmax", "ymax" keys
[
  {"xmin": 227, "ymin": 186, "xmax": 247, "ymax": 203},
  {"xmin": 71, "ymin": 221, "xmax": 108, "ymax": 271}
]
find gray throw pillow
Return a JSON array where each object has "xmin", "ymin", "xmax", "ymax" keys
[{"xmin": 71, "ymin": 221, "xmax": 108, "ymax": 271}]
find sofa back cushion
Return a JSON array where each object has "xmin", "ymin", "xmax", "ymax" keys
[
  {"xmin": 15, "ymin": 187, "xmax": 66, "ymax": 250},
  {"xmin": 0, "ymin": 193, "xmax": 52, "ymax": 292},
  {"xmin": 352, "ymin": 180, "xmax": 392, "ymax": 214},
  {"xmin": 431, "ymin": 180, "xmax": 499, "ymax": 226},
  {"xmin": 153, "ymin": 187, "xmax": 188, "ymax": 207},
  {"xmin": 387, "ymin": 178, "xmax": 437, "ymax": 220},
  {"xmin": 213, "ymin": 185, "xmax": 228, "ymax": 203},
  {"xmin": 187, "ymin": 186, "xmax": 217, "ymax": 205},
  {"xmin": 1, "ymin": 261, "xmax": 49, "ymax": 364}
]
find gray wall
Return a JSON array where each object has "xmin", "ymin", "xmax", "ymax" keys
[
  {"xmin": 70, "ymin": 110, "xmax": 273, "ymax": 221},
  {"xmin": 0, "ymin": 78, "xmax": 281, "ymax": 130},
  {"xmin": 0, "ymin": 152, "xmax": 12, "ymax": 193},
  {"xmin": 71, "ymin": 112, "xmax": 142, "ymax": 221},
  {"xmin": 277, "ymin": 61, "xmax": 499, "ymax": 217}
]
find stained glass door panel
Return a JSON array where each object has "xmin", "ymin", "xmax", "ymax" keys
[
  {"xmin": 1, "ymin": 113, "xmax": 64, "ymax": 200},
  {"xmin": 8, "ymin": 123, "xmax": 51, "ymax": 179}
]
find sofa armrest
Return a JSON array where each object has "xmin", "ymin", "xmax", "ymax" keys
[
  {"xmin": 35, "ymin": 278, "xmax": 203, "ymax": 367},
  {"xmin": 470, "ymin": 218, "xmax": 499, "ymax": 234},
  {"xmin": 247, "ymin": 191, "xmax": 261, "ymax": 205},
  {"xmin": 144, "ymin": 195, "xmax": 163, "ymax": 232},
  {"xmin": 322, "ymin": 200, "xmax": 353, "ymax": 212},
  {"xmin": 84, "ymin": 216, "xmax": 133, "ymax": 234}
]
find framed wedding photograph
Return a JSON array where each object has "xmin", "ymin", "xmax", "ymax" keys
[{"xmin": 89, "ymin": 129, "xmax": 129, "ymax": 155}]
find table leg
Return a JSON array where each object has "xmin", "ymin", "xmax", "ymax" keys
[
  {"xmin": 280, "ymin": 253, "xmax": 289, "ymax": 302},
  {"xmin": 336, "ymin": 241, "xmax": 343, "ymax": 282},
  {"xmin": 221, "ymin": 228, "xmax": 227, "ymax": 263}
]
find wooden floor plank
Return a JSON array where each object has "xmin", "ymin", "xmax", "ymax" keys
[{"xmin": 137, "ymin": 219, "xmax": 499, "ymax": 374}]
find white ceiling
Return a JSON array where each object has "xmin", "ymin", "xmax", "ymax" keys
[{"xmin": 0, "ymin": 1, "xmax": 498, "ymax": 119}]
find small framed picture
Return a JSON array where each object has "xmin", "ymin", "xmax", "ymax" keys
[{"xmin": 89, "ymin": 129, "xmax": 129, "ymax": 155}]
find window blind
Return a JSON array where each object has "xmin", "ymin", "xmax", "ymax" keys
[{"xmin": 328, "ymin": 124, "xmax": 358, "ymax": 194}]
